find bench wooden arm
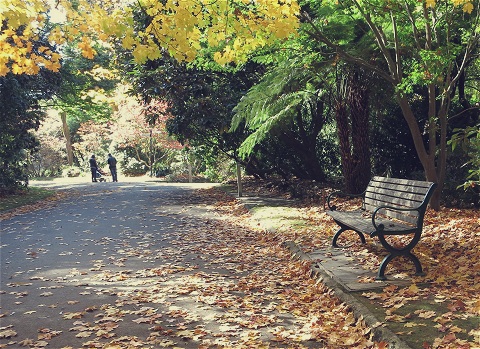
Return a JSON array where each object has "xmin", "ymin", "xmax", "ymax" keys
[{"xmin": 327, "ymin": 190, "xmax": 366, "ymax": 211}]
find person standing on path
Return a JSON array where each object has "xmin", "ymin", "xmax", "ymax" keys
[
  {"xmin": 89, "ymin": 155, "xmax": 98, "ymax": 182},
  {"xmin": 107, "ymin": 153, "xmax": 118, "ymax": 182}
]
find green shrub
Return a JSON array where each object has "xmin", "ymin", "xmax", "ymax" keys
[
  {"xmin": 443, "ymin": 148, "xmax": 479, "ymax": 208},
  {"xmin": 122, "ymin": 158, "xmax": 147, "ymax": 176},
  {"xmin": 62, "ymin": 166, "xmax": 82, "ymax": 177}
]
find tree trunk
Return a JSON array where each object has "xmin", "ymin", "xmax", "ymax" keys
[
  {"xmin": 335, "ymin": 99, "xmax": 355, "ymax": 192},
  {"xmin": 61, "ymin": 112, "xmax": 73, "ymax": 166},
  {"xmin": 347, "ymin": 72, "xmax": 371, "ymax": 192},
  {"xmin": 396, "ymin": 93, "xmax": 442, "ymax": 210},
  {"xmin": 335, "ymin": 72, "xmax": 372, "ymax": 194}
]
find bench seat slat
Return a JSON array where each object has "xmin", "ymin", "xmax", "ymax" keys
[
  {"xmin": 327, "ymin": 210, "xmax": 416, "ymax": 235},
  {"xmin": 367, "ymin": 185, "xmax": 431, "ymax": 197},
  {"xmin": 363, "ymin": 203, "xmax": 418, "ymax": 224},
  {"xmin": 368, "ymin": 182, "xmax": 432, "ymax": 193},
  {"xmin": 365, "ymin": 190, "xmax": 428, "ymax": 203},
  {"xmin": 365, "ymin": 195, "xmax": 424, "ymax": 208}
]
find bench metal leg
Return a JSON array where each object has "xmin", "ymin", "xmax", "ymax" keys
[
  {"xmin": 376, "ymin": 254, "xmax": 393, "ymax": 280},
  {"xmin": 407, "ymin": 252, "xmax": 426, "ymax": 277},
  {"xmin": 332, "ymin": 226, "xmax": 366, "ymax": 248},
  {"xmin": 376, "ymin": 233, "xmax": 424, "ymax": 280},
  {"xmin": 376, "ymin": 252, "xmax": 425, "ymax": 280}
]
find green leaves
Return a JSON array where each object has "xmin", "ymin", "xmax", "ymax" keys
[
  {"xmin": 232, "ymin": 58, "xmax": 326, "ymax": 157},
  {"xmin": 449, "ymin": 125, "xmax": 480, "ymax": 190}
]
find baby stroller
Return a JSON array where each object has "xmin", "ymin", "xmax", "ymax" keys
[{"xmin": 96, "ymin": 169, "xmax": 108, "ymax": 182}]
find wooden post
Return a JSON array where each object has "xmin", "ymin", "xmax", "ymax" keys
[
  {"xmin": 149, "ymin": 129, "xmax": 153, "ymax": 177},
  {"xmin": 61, "ymin": 112, "xmax": 73, "ymax": 166},
  {"xmin": 188, "ymin": 163, "xmax": 192, "ymax": 183},
  {"xmin": 236, "ymin": 162, "xmax": 242, "ymax": 197},
  {"xmin": 322, "ymin": 189, "xmax": 326, "ymax": 210}
]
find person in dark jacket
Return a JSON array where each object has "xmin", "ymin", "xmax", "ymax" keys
[
  {"xmin": 107, "ymin": 153, "xmax": 118, "ymax": 182},
  {"xmin": 89, "ymin": 155, "xmax": 98, "ymax": 182}
]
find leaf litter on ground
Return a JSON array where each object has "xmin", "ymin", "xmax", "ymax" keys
[
  {"xmin": 238, "ymin": 179, "xmax": 479, "ymax": 349},
  {"xmin": 0, "ymin": 184, "xmax": 388, "ymax": 349}
]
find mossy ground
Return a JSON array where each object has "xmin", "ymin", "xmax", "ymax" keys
[{"xmin": 351, "ymin": 288, "xmax": 479, "ymax": 348}]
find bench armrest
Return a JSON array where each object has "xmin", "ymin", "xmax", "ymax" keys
[
  {"xmin": 370, "ymin": 205, "xmax": 421, "ymax": 235},
  {"xmin": 327, "ymin": 190, "xmax": 365, "ymax": 210}
]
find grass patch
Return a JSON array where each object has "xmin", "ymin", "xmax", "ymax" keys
[
  {"xmin": 29, "ymin": 177, "xmax": 56, "ymax": 181},
  {"xmin": 250, "ymin": 206, "xmax": 307, "ymax": 231},
  {"xmin": 0, "ymin": 186, "xmax": 56, "ymax": 212},
  {"xmin": 217, "ymin": 184, "xmax": 238, "ymax": 194}
]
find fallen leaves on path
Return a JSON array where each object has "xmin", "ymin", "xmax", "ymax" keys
[
  {"xmin": 0, "ymin": 191, "xmax": 73, "ymax": 222},
  {"xmin": 0, "ymin": 186, "xmax": 386, "ymax": 349}
]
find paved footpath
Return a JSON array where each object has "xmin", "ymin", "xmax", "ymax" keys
[
  {"xmin": 1, "ymin": 178, "xmax": 412, "ymax": 349},
  {"xmin": 0, "ymin": 179, "xmax": 230, "ymax": 348}
]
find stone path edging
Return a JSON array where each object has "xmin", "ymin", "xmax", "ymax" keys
[{"xmin": 283, "ymin": 241, "xmax": 413, "ymax": 349}]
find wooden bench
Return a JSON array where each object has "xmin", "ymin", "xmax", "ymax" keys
[{"xmin": 326, "ymin": 176, "xmax": 437, "ymax": 280}]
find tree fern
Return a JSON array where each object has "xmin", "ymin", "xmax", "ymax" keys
[{"xmin": 232, "ymin": 58, "xmax": 327, "ymax": 157}]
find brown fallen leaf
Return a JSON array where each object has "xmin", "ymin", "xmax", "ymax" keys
[
  {"xmin": 18, "ymin": 339, "xmax": 33, "ymax": 346},
  {"xmin": 417, "ymin": 310, "xmax": 437, "ymax": 319},
  {"xmin": 0, "ymin": 330, "xmax": 17, "ymax": 338},
  {"xmin": 75, "ymin": 331, "xmax": 92, "ymax": 338},
  {"xmin": 62, "ymin": 312, "xmax": 84, "ymax": 320}
]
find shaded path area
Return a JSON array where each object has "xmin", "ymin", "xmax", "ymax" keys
[{"xmin": 1, "ymin": 181, "xmax": 225, "ymax": 348}]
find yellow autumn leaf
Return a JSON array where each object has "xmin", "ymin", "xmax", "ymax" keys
[
  {"xmin": 122, "ymin": 35, "xmax": 136, "ymax": 50},
  {"xmin": 0, "ymin": 64, "xmax": 10, "ymax": 76},
  {"xmin": 463, "ymin": 2, "xmax": 474, "ymax": 13}
]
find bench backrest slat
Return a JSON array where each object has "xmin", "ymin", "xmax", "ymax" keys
[{"xmin": 363, "ymin": 176, "xmax": 435, "ymax": 225}]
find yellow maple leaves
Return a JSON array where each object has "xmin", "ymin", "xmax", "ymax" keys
[
  {"xmin": 0, "ymin": 0, "xmax": 50, "ymax": 75},
  {"xmin": 426, "ymin": 0, "xmax": 474, "ymax": 13},
  {"xmin": 0, "ymin": 0, "xmax": 301, "ymax": 75},
  {"xmin": 0, "ymin": 0, "xmax": 477, "ymax": 76}
]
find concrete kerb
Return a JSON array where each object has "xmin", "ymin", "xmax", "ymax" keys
[
  {"xmin": 233, "ymin": 192, "xmax": 413, "ymax": 349},
  {"xmin": 283, "ymin": 241, "xmax": 413, "ymax": 349}
]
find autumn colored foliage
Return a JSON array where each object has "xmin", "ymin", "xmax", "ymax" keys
[{"xmin": 0, "ymin": 0, "xmax": 300, "ymax": 76}]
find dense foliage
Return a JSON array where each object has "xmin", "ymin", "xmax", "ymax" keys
[
  {"xmin": 1, "ymin": 0, "xmax": 479, "ymax": 207},
  {"xmin": 0, "ymin": 70, "xmax": 61, "ymax": 191}
]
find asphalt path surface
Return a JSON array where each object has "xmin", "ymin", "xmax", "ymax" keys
[{"xmin": 1, "ymin": 178, "xmax": 273, "ymax": 348}]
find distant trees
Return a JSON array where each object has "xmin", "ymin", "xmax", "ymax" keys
[
  {"xmin": 29, "ymin": 111, "xmax": 65, "ymax": 178},
  {"xmin": 120, "ymin": 49, "xmax": 269, "ymax": 178},
  {"xmin": 108, "ymin": 96, "xmax": 183, "ymax": 176},
  {"xmin": 52, "ymin": 41, "xmax": 118, "ymax": 166}
]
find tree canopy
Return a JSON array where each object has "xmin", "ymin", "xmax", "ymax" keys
[{"xmin": 2, "ymin": 0, "xmax": 479, "ymax": 206}]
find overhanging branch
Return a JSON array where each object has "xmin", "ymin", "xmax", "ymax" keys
[{"xmin": 301, "ymin": 12, "xmax": 396, "ymax": 84}]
